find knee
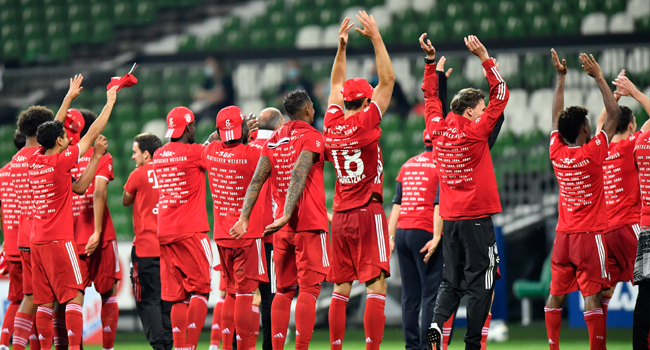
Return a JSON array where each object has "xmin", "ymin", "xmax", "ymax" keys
[
  {"xmin": 276, "ymin": 285, "xmax": 297, "ymax": 300},
  {"xmin": 299, "ymin": 284, "xmax": 322, "ymax": 299}
]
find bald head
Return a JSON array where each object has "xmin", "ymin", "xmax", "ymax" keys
[{"xmin": 258, "ymin": 107, "xmax": 284, "ymax": 131}]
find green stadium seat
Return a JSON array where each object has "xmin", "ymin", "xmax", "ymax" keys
[
  {"xmin": 504, "ymin": 17, "xmax": 525, "ymax": 38},
  {"xmin": 23, "ymin": 23, "xmax": 43, "ymax": 40},
  {"xmin": 137, "ymin": 68, "xmax": 160, "ymax": 87},
  {"xmin": 113, "ymin": 2, "xmax": 134, "ymax": 25},
  {"xmin": 135, "ymin": 1, "xmax": 156, "ymax": 25},
  {"xmin": 92, "ymin": 21, "xmax": 113, "ymax": 43},
  {"xmin": 142, "ymin": 86, "xmax": 163, "ymax": 103},
  {"xmin": 450, "ymin": 20, "xmax": 470, "ymax": 40},
  {"xmin": 267, "ymin": 0, "xmax": 285, "ymax": 12},
  {"xmin": 202, "ymin": 33, "xmax": 222, "ymax": 51},
  {"xmin": 313, "ymin": 0, "xmax": 333, "ymax": 12},
  {"xmin": 67, "ymin": 4, "xmax": 86, "ymax": 21},
  {"xmin": 3, "ymin": 40, "xmax": 22, "ymax": 60},
  {"xmin": 250, "ymin": 30, "xmax": 271, "ymax": 48},
  {"xmin": 638, "ymin": 16, "xmax": 650, "ymax": 32},
  {"xmin": 21, "ymin": 0, "xmax": 40, "ymax": 8},
  {"xmin": 270, "ymin": 12, "xmax": 292, "ymax": 29},
  {"xmin": 338, "ymin": 0, "xmax": 357, "ymax": 11},
  {"xmin": 381, "ymin": 115, "xmax": 402, "ymax": 132},
  {"xmin": 530, "ymin": 15, "xmax": 552, "ymax": 36},
  {"xmin": 471, "ymin": 2, "xmax": 491, "ymax": 20},
  {"xmin": 405, "ymin": 116, "xmax": 425, "ymax": 134},
  {"xmin": 394, "ymin": 9, "xmax": 417, "ymax": 25},
  {"xmin": 114, "ymin": 103, "xmax": 137, "ymax": 121},
  {"xmin": 274, "ymin": 28, "xmax": 295, "ymax": 48},
  {"xmin": 43, "ymin": 0, "xmax": 63, "ymax": 6},
  {"xmin": 102, "ymin": 123, "xmax": 116, "ymax": 139},
  {"xmin": 1, "ymin": 25, "xmax": 18, "ymax": 42},
  {"xmin": 364, "ymin": 0, "xmax": 382, "ymax": 9},
  {"xmin": 398, "ymin": 23, "xmax": 419, "ymax": 45},
  {"xmin": 165, "ymin": 85, "xmax": 189, "ymax": 102},
  {"xmin": 225, "ymin": 30, "xmax": 245, "ymax": 50},
  {"xmin": 426, "ymin": 21, "xmax": 447, "ymax": 42},
  {"xmin": 69, "ymin": 21, "xmax": 89, "ymax": 44},
  {"xmin": 388, "ymin": 149, "xmax": 408, "ymax": 170},
  {"xmin": 445, "ymin": 3, "xmax": 465, "ymax": 22},
  {"xmin": 91, "ymin": 87, "xmax": 107, "ymax": 104},
  {"xmin": 0, "ymin": 9, "xmax": 18, "ymax": 24},
  {"xmin": 23, "ymin": 39, "xmax": 44, "ymax": 63},
  {"xmin": 551, "ymin": 0, "xmax": 570, "ymax": 16},
  {"xmin": 178, "ymin": 34, "xmax": 197, "ymax": 52},
  {"xmin": 48, "ymin": 39, "xmax": 68, "ymax": 61},
  {"xmin": 447, "ymin": 73, "xmax": 468, "ymax": 94},
  {"xmin": 222, "ymin": 16, "xmax": 241, "ymax": 32},
  {"xmin": 295, "ymin": 10, "xmax": 316, "ymax": 29},
  {"xmin": 478, "ymin": 18, "xmax": 498, "ymax": 39},
  {"xmin": 140, "ymin": 103, "xmax": 162, "ymax": 122},
  {"xmin": 577, "ymin": 0, "xmax": 598, "ymax": 16},
  {"xmin": 604, "ymin": 0, "xmax": 626, "ymax": 14},
  {"xmin": 90, "ymin": 3, "xmax": 111, "ymax": 21},
  {"xmin": 119, "ymin": 121, "xmax": 139, "ymax": 139},
  {"xmin": 187, "ymin": 66, "xmax": 204, "ymax": 86},
  {"xmin": 22, "ymin": 7, "xmax": 42, "ymax": 23},
  {"xmin": 381, "ymin": 25, "xmax": 396, "ymax": 45},
  {"xmin": 320, "ymin": 9, "xmax": 338, "ymax": 26},
  {"xmin": 162, "ymin": 67, "xmax": 183, "ymax": 85},
  {"xmin": 420, "ymin": 6, "xmax": 439, "ymax": 22},
  {"xmin": 557, "ymin": 14, "xmax": 579, "ymax": 35},
  {"xmin": 523, "ymin": 1, "xmax": 543, "ymax": 21},
  {"xmin": 247, "ymin": 16, "xmax": 267, "ymax": 31},
  {"xmin": 498, "ymin": 1, "xmax": 517, "ymax": 18},
  {"xmin": 292, "ymin": 0, "xmax": 310, "ymax": 11},
  {"xmin": 512, "ymin": 252, "xmax": 552, "ymax": 325}
]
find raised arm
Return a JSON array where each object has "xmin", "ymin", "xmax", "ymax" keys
[
  {"xmin": 596, "ymin": 70, "xmax": 625, "ymax": 134},
  {"xmin": 436, "ymin": 56, "xmax": 452, "ymax": 116},
  {"xmin": 614, "ymin": 75, "xmax": 650, "ymax": 132},
  {"xmin": 328, "ymin": 18, "xmax": 354, "ymax": 108},
  {"xmin": 55, "ymin": 75, "xmax": 84, "ymax": 122},
  {"xmin": 581, "ymin": 53, "xmax": 620, "ymax": 141},
  {"xmin": 419, "ymin": 33, "xmax": 445, "ymax": 136},
  {"xmin": 356, "ymin": 11, "xmax": 395, "ymax": 114},
  {"xmin": 78, "ymin": 86, "xmax": 118, "ymax": 156},
  {"xmin": 551, "ymin": 49, "xmax": 567, "ymax": 132},
  {"xmin": 264, "ymin": 150, "xmax": 318, "ymax": 235},
  {"xmin": 72, "ymin": 135, "xmax": 107, "ymax": 195},
  {"xmin": 230, "ymin": 155, "xmax": 272, "ymax": 238}
]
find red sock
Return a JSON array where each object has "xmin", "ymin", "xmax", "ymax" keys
[
  {"xmin": 221, "ymin": 294, "xmax": 236, "ymax": 350},
  {"xmin": 328, "ymin": 292, "xmax": 349, "ymax": 350},
  {"xmin": 0, "ymin": 302, "xmax": 19, "ymax": 346},
  {"xmin": 30, "ymin": 321, "xmax": 41, "ymax": 350},
  {"xmin": 210, "ymin": 297, "xmax": 225, "ymax": 347},
  {"xmin": 271, "ymin": 288, "xmax": 296, "ymax": 350},
  {"xmin": 66, "ymin": 303, "xmax": 83, "ymax": 350},
  {"xmin": 584, "ymin": 308, "xmax": 605, "ymax": 350},
  {"xmin": 171, "ymin": 301, "xmax": 189, "ymax": 349},
  {"xmin": 295, "ymin": 288, "xmax": 320, "ymax": 350},
  {"xmin": 601, "ymin": 297, "xmax": 610, "ymax": 344},
  {"xmin": 53, "ymin": 308, "xmax": 68, "ymax": 350},
  {"xmin": 101, "ymin": 295, "xmax": 118, "ymax": 350},
  {"xmin": 35, "ymin": 306, "xmax": 53, "ymax": 350},
  {"xmin": 364, "ymin": 293, "xmax": 386, "ymax": 350},
  {"xmin": 250, "ymin": 304, "xmax": 260, "ymax": 350},
  {"xmin": 186, "ymin": 295, "xmax": 209, "ymax": 350},
  {"xmin": 480, "ymin": 314, "xmax": 491, "ymax": 350},
  {"xmin": 13, "ymin": 312, "xmax": 34, "ymax": 350},
  {"xmin": 234, "ymin": 293, "xmax": 254, "ymax": 350},
  {"xmin": 544, "ymin": 307, "xmax": 562, "ymax": 350},
  {"xmin": 442, "ymin": 312, "xmax": 455, "ymax": 350}
]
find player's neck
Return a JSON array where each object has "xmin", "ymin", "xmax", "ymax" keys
[
  {"xmin": 25, "ymin": 136, "xmax": 39, "ymax": 148},
  {"xmin": 344, "ymin": 108, "xmax": 362, "ymax": 119},
  {"xmin": 44, "ymin": 146, "xmax": 61, "ymax": 156},
  {"xmin": 612, "ymin": 131, "xmax": 632, "ymax": 143}
]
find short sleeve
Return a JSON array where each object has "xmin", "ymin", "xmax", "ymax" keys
[
  {"xmin": 124, "ymin": 169, "xmax": 139, "ymax": 195},
  {"xmin": 194, "ymin": 144, "xmax": 208, "ymax": 170},
  {"xmin": 301, "ymin": 131, "xmax": 325, "ymax": 155},
  {"xmin": 584, "ymin": 130, "xmax": 609, "ymax": 164},
  {"xmin": 549, "ymin": 130, "xmax": 566, "ymax": 159},
  {"xmin": 60, "ymin": 144, "xmax": 81, "ymax": 171},
  {"xmin": 96, "ymin": 154, "xmax": 114, "ymax": 183},
  {"xmin": 363, "ymin": 101, "xmax": 382, "ymax": 129}
]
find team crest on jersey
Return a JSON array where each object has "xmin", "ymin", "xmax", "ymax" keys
[
  {"xmin": 65, "ymin": 150, "xmax": 72, "ymax": 156},
  {"xmin": 363, "ymin": 105, "xmax": 371, "ymax": 112},
  {"xmin": 561, "ymin": 158, "xmax": 576, "ymax": 165},
  {"xmin": 432, "ymin": 116, "xmax": 441, "ymax": 122},
  {"xmin": 161, "ymin": 151, "xmax": 175, "ymax": 157},
  {"xmin": 15, "ymin": 156, "xmax": 26, "ymax": 162},
  {"xmin": 327, "ymin": 108, "xmax": 338, "ymax": 114}
]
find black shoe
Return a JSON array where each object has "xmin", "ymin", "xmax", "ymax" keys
[{"xmin": 427, "ymin": 323, "xmax": 442, "ymax": 350}]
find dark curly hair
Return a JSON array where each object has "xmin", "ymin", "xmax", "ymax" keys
[
  {"xmin": 17, "ymin": 106, "xmax": 54, "ymax": 137},
  {"xmin": 450, "ymin": 88, "xmax": 486, "ymax": 115},
  {"xmin": 283, "ymin": 90, "xmax": 311, "ymax": 119},
  {"xmin": 344, "ymin": 97, "xmax": 368, "ymax": 111},
  {"xmin": 558, "ymin": 106, "xmax": 589, "ymax": 144},
  {"xmin": 13, "ymin": 130, "xmax": 26, "ymax": 150},
  {"xmin": 134, "ymin": 133, "xmax": 162, "ymax": 158},
  {"xmin": 78, "ymin": 108, "xmax": 97, "ymax": 138},
  {"xmin": 615, "ymin": 106, "xmax": 634, "ymax": 135},
  {"xmin": 36, "ymin": 120, "xmax": 66, "ymax": 150}
]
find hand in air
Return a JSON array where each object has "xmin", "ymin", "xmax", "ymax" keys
[
  {"xmin": 464, "ymin": 35, "xmax": 489, "ymax": 62},
  {"xmin": 94, "ymin": 135, "xmax": 108, "ymax": 155},
  {"xmin": 338, "ymin": 17, "xmax": 355, "ymax": 46},
  {"xmin": 67, "ymin": 74, "xmax": 84, "ymax": 100},
  {"xmin": 580, "ymin": 53, "xmax": 602, "ymax": 79},
  {"xmin": 551, "ymin": 49, "xmax": 567, "ymax": 76},
  {"xmin": 355, "ymin": 11, "xmax": 380, "ymax": 40},
  {"xmin": 436, "ymin": 56, "xmax": 453, "ymax": 78},
  {"xmin": 419, "ymin": 33, "xmax": 435, "ymax": 60}
]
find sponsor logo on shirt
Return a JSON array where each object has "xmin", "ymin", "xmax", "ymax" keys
[{"xmin": 161, "ymin": 151, "xmax": 175, "ymax": 157}]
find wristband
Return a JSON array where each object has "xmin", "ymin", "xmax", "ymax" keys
[{"xmin": 424, "ymin": 57, "xmax": 436, "ymax": 65}]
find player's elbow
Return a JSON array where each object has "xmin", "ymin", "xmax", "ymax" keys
[
  {"xmin": 72, "ymin": 185, "xmax": 85, "ymax": 196},
  {"xmin": 94, "ymin": 189, "xmax": 107, "ymax": 203},
  {"xmin": 382, "ymin": 72, "xmax": 396, "ymax": 85}
]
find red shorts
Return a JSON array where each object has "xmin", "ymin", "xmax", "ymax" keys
[
  {"xmin": 19, "ymin": 250, "xmax": 33, "ymax": 295},
  {"xmin": 605, "ymin": 224, "xmax": 639, "ymax": 284},
  {"xmin": 160, "ymin": 233, "xmax": 213, "ymax": 301},
  {"xmin": 78, "ymin": 239, "xmax": 122, "ymax": 294},
  {"xmin": 551, "ymin": 231, "xmax": 610, "ymax": 296},
  {"xmin": 328, "ymin": 201, "xmax": 391, "ymax": 284},
  {"xmin": 31, "ymin": 240, "xmax": 85, "ymax": 304},
  {"xmin": 217, "ymin": 239, "xmax": 268, "ymax": 294},
  {"xmin": 7, "ymin": 260, "xmax": 24, "ymax": 302},
  {"xmin": 273, "ymin": 230, "xmax": 329, "ymax": 289}
]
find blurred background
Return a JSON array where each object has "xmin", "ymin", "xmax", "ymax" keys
[{"xmin": 0, "ymin": 0, "xmax": 648, "ymax": 346}]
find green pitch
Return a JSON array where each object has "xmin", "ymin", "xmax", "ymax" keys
[{"xmin": 85, "ymin": 324, "xmax": 632, "ymax": 349}]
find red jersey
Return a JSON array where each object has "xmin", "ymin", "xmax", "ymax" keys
[
  {"xmin": 550, "ymin": 130, "xmax": 609, "ymax": 234},
  {"xmin": 153, "ymin": 142, "xmax": 209, "ymax": 244},
  {"xmin": 28, "ymin": 144, "xmax": 81, "ymax": 243},
  {"xmin": 71, "ymin": 147, "xmax": 116, "ymax": 251},
  {"xmin": 203, "ymin": 141, "xmax": 270, "ymax": 246},
  {"xmin": 1, "ymin": 163, "xmax": 20, "ymax": 259},
  {"xmin": 602, "ymin": 131, "xmax": 642, "ymax": 228},
  {"xmin": 634, "ymin": 129, "xmax": 650, "ymax": 226},
  {"xmin": 249, "ymin": 135, "xmax": 276, "ymax": 243},
  {"xmin": 124, "ymin": 161, "xmax": 161, "ymax": 257},
  {"xmin": 11, "ymin": 146, "xmax": 38, "ymax": 247},
  {"xmin": 423, "ymin": 60, "xmax": 509, "ymax": 220},
  {"xmin": 323, "ymin": 102, "xmax": 384, "ymax": 212},
  {"xmin": 261, "ymin": 120, "xmax": 328, "ymax": 233},
  {"xmin": 396, "ymin": 151, "xmax": 438, "ymax": 232}
]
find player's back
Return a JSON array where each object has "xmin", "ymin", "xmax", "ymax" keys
[
  {"xmin": 125, "ymin": 161, "xmax": 161, "ymax": 257},
  {"xmin": 323, "ymin": 102, "xmax": 383, "ymax": 211},
  {"xmin": 263, "ymin": 120, "xmax": 327, "ymax": 232},
  {"xmin": 550, "ymin": 130, "xmax": 609, "ymax": 234},
  {"xmin": 203, "ymin": 141, "xmax": 264, "ymax": 239},
  {"xmin": 603, "ymin": 132, "xmax": 641, "ymax": 227},
  {"xmin": 634, "ymin": 130, "xmax": 650, "ymax": 226},
  {"xmin": 0, "ymin": 163, "xmax": 20, "ymax": 257},
  {"xmin": 396, "ymin": 151, "xmax": 438, "ymax": 231},
  {"xmin": 11, "ymin": 146, "xmax": 38, "ymax": 247},
  {"xmin": 153, "ymin": 142, "xmax": 209, "ymax": 243}
]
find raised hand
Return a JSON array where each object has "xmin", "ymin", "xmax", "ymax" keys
[
  {"xmin": 419, "ymin": 33, "xmax": 436, "ymax": 60},
  {"xmin": 355, "ymin": 11, "xmax": 380, "ymax": 41},
  {"xmin": 436, "ymin": 56, "xmax": 453, "ymax": 77},
  {"xmin": 613, "ymin": 75, "xmax": 639, "ymax": 97},
  {"xmin": 580, "ymin": 53, "xmax": 602, "ymax": 79},
  {"xmin": 464, "ymin": 35, "xmax": 489, "ymax": 62},
  {"xmin": 551, "ymin": 49, "xmax": 567, "ymax": 76},
  {"xmin": 339, "ymin": 17, "xmax": 355, "ymax": 46},
  {"xmin": 67, "ymin": 74, "xmax": 84, "ymax": 100},
  {"xmin": 106, "ymin": 85, "xmax": 118, "ymax": 105},
  {"xmin": 94, "ymin": 135, "xmax": 108, "ymax": 155}
]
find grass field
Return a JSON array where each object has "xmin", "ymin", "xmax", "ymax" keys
[{"xmin": 84, "ymin": 323, "xmax": 633, "ymax": 349}]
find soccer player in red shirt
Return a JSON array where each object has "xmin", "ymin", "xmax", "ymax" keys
[
  {"xmin": 123, "ymin": 132, "xmax": 173, "ymax": 350},
  {"xmin": 232, "ymin": 90, "xmax": 329, "ymax": 350},
  {"xmin": 322, "ymin": 13, "xmax": 395, "ymax": 350},
  {"xmin": 202, "ymin": 106, "xmax": 271, "ymax": 350},
  {"xmin": 420, "ymin": 35, "xmax": 509, "ymax": 350},
  {"xmin": 0, "ymin": 131, "xmax": 26, "ymax": 350},
  {"xmin": 544, "ymin": 50, "xmax": 622, "ymax": 350},
  {"xmin": 28, "ymin": 85, "xmax": 117, "ymax": 350},
  {"xmin": 154, "ymin": 106, "xmax": 213, "ymax": 350}
]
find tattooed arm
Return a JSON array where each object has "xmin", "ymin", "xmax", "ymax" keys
[
  {"xmin": 264, "ymin": 150, "xmax": 318, "ymax": 235},
  {"xmin": 230, "ymin": 155, "xmax": 272, "ymax": 239}
]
